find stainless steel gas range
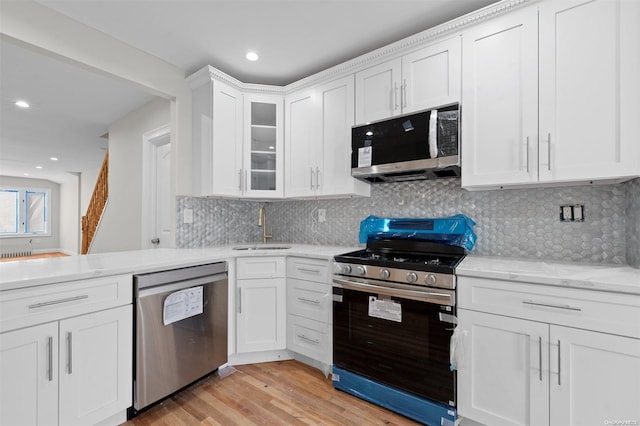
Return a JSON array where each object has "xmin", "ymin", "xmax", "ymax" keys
[{"xmin": 332, "ymin": 237, "xmax": 466, "ymax": 426}]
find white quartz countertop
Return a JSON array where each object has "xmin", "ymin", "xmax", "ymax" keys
[
  {"xmin": 0, "ymin": 244, "xmax": 359, "ymax": 292},
  {"xmin": 458, "ymin": 255, "xmax": 640, "ymax": 295}
]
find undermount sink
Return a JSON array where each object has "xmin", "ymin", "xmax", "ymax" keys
[{"xmin": 232, "ymin": 245, "xmax": 292, "ymax": 251}]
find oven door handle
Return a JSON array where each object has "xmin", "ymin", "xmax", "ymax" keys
[{"xmin": 332, "ymin": 277, "xmax": 453, "ymax": 305}]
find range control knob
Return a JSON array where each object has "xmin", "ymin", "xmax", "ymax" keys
[
  {"xmin": 355, "ymin": 265, "xmax": 366, "ymax": 276},
  {"xmin": 425, "ymin": 274, "xmax": 437, "ymax": 285},
  {"xmin": 341, "ymin": 264, "xmax": 352, "ymax": 274},
  {"xmin": 379, "ymin": 269, "xmax": 390, "ymax": 279},
  {"xmin": 406, "ymin": 272, "xmax": 418, "ymax": 283}
]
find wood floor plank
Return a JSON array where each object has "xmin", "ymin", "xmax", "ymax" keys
[{"xmin": 122, "ymin": 360, "xmax": 421, "ymax": 426}]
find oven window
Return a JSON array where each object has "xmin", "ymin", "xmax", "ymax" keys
[{"xmin": 333, "ymin": 287, "xmax": 455, "ymax": 406}]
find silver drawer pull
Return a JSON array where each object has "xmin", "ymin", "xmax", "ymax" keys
[
  {"xmin": 48, "ymin": 336, "xmax": 53, "ymax": 382},
  {"xmin": 298, "ymin": 268, "xmax": 321, "ymax": 274},
  {"xmin": 67, "ymin": 332, "xmax": 73, "ymax": 374},
  {"xmin": 522, "ymin": 300, "xmax": 581, "ymax": 311},
  {"xmin": 297, "ymin": 297, "xmax": 321, "ymax": 305},
  {"xmin": 298, "ymin": 334, "xmax": 320, "ymax": 345},
  {"xmin": 29, "ymin": 295, "xmax": 89, "ymax": 309}
]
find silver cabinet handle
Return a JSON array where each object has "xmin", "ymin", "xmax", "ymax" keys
[
  {"xmin": 524, "ymin": 136, "xmax": 530, "ymax": 173},
  {"xmin": 298, "ymin": 268, "xmax": 321, "ymax": 274},
  {"xmin": 402, "ymin": 79, "xmax": 407, "ymax": 108},
  {"xmin": 238, "ymin": 288, "xmax": 242, "ymax": 314},
  {"xmin": 67, "ymin": 332, "xmax": 73, "ymax": 374},
  {"xmin": 547, "ymin": 133, "xmax": 552, "ymax": 171},
  {"xmin": 297, "ymin": 334, "xmax": 320, "ymax": 345},
  {"xmin": 297, "ymin": 297, "xmax": 320, "ymax": 305},
  {"xmin": 316, "ymin": 167, "xmax": 321, "ymax": 190},
  {"xmin": 522, "ymin": 300, "xmax": 582, "ymax": 311},
  {"xmin": 310, "ymin": 167, "xmax": 315, "ymax": 190},
  {"xmin": 538, "ymin": 336, "xmax": 542, "ymax": 381},
  {"xmin": 557, "ymin": 339, "xmax": 561, "ymax": 386},
  {"xmin": 29, "ymin": 295, "xmax": 89, "ymax": 309},
  {"xmin": 393, "ymin": 83, "xmax": 399, "ymax": 110},
  {"xmin": 245, "ymin": 169, "xmax": 248, "ymax": 192},
  {"xmin": 48, "ymin": 336, "xmax": 53, "ymax": 382},
  {"xmin": 238, "ymin": 169, "xmax": 243, "ymax": 191}
]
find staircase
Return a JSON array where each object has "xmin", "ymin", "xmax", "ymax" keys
[{"xmin": 81, "ymin": 151, "xmax": 108, "ymax": 254}]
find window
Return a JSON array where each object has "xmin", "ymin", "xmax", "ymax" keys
[{"xmin": 0, "ymin": 187, "xmax": 50, "ymax": 236}]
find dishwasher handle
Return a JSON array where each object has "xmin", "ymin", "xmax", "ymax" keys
[{"xmin": 136, "ymin": 273, "xmax": 227, "ymax": 298}]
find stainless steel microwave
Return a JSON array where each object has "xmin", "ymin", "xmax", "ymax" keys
[{"xmin": 351, "ymin": 103, "xmax": 460, "ymax": 183}]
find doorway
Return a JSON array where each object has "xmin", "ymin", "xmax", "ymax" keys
[{"xmin": 142, "ymin": 125, "xmax": 171, "ymax": 249}]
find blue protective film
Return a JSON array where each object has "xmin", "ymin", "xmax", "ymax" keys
[{"xmin": 358, "ymin": 214, "xmax": 477, "ymax": 252}]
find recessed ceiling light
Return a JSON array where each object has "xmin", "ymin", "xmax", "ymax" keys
[
  {"xmin": 35, "ymin": 166, "xmax": 43, "ymax": 169},
  {"xmin": 15, "ymin": 100, "xmax": 30, "ymax": 108},
  {"xmin": 50, "ymin": 157, "xmax": 58, "ymax": 161},
  {"xmin": 245, "ymin": 51, "xmax": 259, "ymax": 61},
  {"xmin": 23, "ymin": 173, "xmax": 29, "ymax": 176},
  {"xmin": 269, "ymin": 146, "xmax": 275, "ymax": 150}
]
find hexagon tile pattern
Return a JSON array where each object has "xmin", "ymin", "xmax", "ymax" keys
[{"xmin": 177, "ymin": 177, "xmax": 640, "ymax": 268}]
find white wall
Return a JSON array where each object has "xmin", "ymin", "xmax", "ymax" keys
[
  {"xmin": 1, "ymin": 1, "xmax": 193, "ymax": 253},
  {"xmin": 59, "ymin": 174, "xmax": 80, "ymax": 254},
  {"xmin": 0, "ymin": 176, "xmax": 60, "ymax": 253},
  {"xmin": 90, "ymin": 98, "xmax": 170, "ymax": 253}
]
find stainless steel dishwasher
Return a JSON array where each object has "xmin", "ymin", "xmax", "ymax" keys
[{"xmin": 131, "ymin": 262, "xmax": 228, "ymax": 415}]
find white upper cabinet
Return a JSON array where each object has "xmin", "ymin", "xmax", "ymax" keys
[
  {"xmin": 243, "ymin": 94, "xmax": 284, "ymax": 198},
  {"xmin": 461, "ymin": 6, "xmax": 539, "ymax": 188},
  {"xmin": 462, "ymin": 0, "xmax": 640, "ymax": 189},
  {"xmin": 355, "ymin": 37, "xmax": 461, "ymax": 125},
  {"xmin": 285, "ymin": 88, "xmax": 320, "ymax": 198},
  {"xmin": 285, "ymin": 75, "xmax": 370, "ymax": 199},
  {"xmin": 192, "ymin": 76, "xmax": 243, "ymax": 197},
  {"xmin": 538, "ymin": 0, "xmax": 640, "ymax": 182},
  {"xmin": 317, "ymin": 75, "xmax": 370, "ymax": 198}
]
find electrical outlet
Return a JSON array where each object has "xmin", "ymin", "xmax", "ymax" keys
[
  {"xmin": 183, "ymin": 208, "xmax": 193, "ymax": 224},
  {"xmin": 573, "ymin": 204, "xmax": 584, "ymax": 222},
  {"xmin": 560, "ymin": 205, "xmax": 573, "ymax": 222},
  {"xmin": 318, "ymin": 209, "xmax": 326, "ymax": 223}
]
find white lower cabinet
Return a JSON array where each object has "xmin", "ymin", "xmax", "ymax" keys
[
  {"xmin": 1, "ymin": 322, "xmax": 59, "ymax": 426},
  {"xmin": 0, "ymin": 305, "xmax": 132, "ymax": 426},
  {"xmin": 286, "ymin": 257, "xmax": 332, "ymax": 373},
  {"xmin": 0, "ymin": 274, "xmax": 133, "ymax": 426},
  {"xmin": 236, "ymin": 257, "xmax": 286, "ymax": 354},
  {"xmin": 457, "ymin": 277, "xmax": 640, "ymax": 426}
]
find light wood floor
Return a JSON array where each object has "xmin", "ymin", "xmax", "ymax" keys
[
  {"xmin": 0, "ymin": 252, "xmax": 69, "ymax": 262},
  {"xmin": 122, "ymin": 360, "xmax": 421, "ymax": 426}
]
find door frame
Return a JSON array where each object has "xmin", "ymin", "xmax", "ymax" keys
[{"xmin": 141, "ymin": 124, "xmax": 171, "ymax": 249}]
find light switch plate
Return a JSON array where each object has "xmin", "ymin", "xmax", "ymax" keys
[
  {"xmin": 573, "ymin": 204, "xmax": 584, "ymax": 222},
  {"xmin": 183, "ymin": 208, "xmax": 193, "ymax": 224},
  {"xmin": 560, "ymin": 205, "xmax": 573, "ymax": 222}
]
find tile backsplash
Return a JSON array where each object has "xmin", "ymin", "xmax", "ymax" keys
[{"xmin": 177, "ymin": 177, "xmax": 640, "ymax": 268}]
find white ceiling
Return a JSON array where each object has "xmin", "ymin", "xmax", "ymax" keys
[{"xmin": 1, "ymin": 0, "xmax": 498, "ymax": 183}]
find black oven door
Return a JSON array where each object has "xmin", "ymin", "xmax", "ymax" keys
[{"xmin": 333, "ymin": 285, "xmax": 456, "ymax": 407}]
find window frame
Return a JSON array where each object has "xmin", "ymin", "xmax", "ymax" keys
[{"xmin": 0, "ymin": 186, "xmax": 52, "ymax": 238}]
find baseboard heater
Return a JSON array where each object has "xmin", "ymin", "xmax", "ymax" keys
[{"xmin": 1, "ymin": 250, "xmax": 33, "ymax": 259}]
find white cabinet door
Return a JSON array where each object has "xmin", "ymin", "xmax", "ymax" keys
[
  {"xmin": 0, "ymin": 322, "xmax": 59, "ymax": 426},
  {"xmin": 237, "ymin": 278, "xmax": 286, "ymax": 353},
  {"xmin": 243, "ymin": 94, "xmax": 284, "ymax": 198},
  {"xmin": 285, "ymin": 88, "xmax": 319, "ymax": 198},
  {"xmin": 539, "ymin": 0, "xmax": 640, "ymax": 182},
  {"xmin": 355, "ymin": 58, "xmax": 402, "ymax": 125},
  {"xmin": 402, "ymin": 37, "xmax": 461, "ymax": 114},
  {"xmin": 58, "ymin": 305, "xmax": 132, "ymax": 426},
  {"xmin": 461, "ymin": 7, "xmax": 539, "ymax": 188},
  {"xmin": 192, "ymin": 78, "xmax": 243, "ymax": 197},
  {"xmin": 549, "ymin": 326, "xmax": 640, "ymax": 426},
  {"xmin": 457, "ymin": 309, "xmax": 549, "ymax": 426},
  {"xmin": 317, "ymin": 75, "xmax": 370, "ymax": 198}
]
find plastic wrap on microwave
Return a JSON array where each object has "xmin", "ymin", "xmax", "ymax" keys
[{"xmin": 358, "ymin": 214, "xmax": 477, "ymax": 251}]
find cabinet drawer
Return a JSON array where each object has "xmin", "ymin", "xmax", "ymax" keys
[
  {"xmin": 458, "ymin": 277, "xmax": 640, "ymax": 338},
  {"xmin": 0, "ymin": 274, "xmax": 132, "ymax": 333},
  {"xmin": 287, "ymin": 314, "xmax": 331, "ymax": 363},
  {"xmin": 236, "ymin": 257, "xmax": 285, "ymax": 279},
  {"xmin": 286, "ymin": 257, "xmax": 330, "ymax": 283},
  {"xmin": 287, "ymin": 279, "xmax": 331, "ymax": 323}
]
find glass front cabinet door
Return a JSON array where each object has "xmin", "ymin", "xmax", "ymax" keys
[{"xmin": 243, "ymin": 94, "xmax": 284, "ymax": 198}]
